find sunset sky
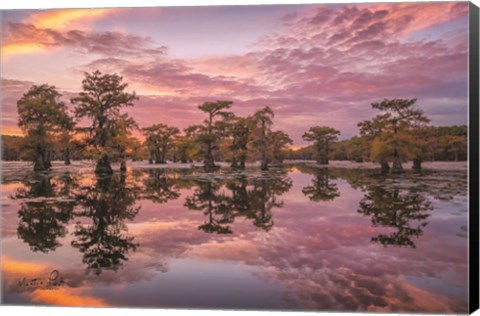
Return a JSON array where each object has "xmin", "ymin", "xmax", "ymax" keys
[{"xmin": 0, "ymin": 1, "xmax": 470, "ymax": 144}]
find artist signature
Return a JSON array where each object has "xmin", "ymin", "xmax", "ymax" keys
[{"xmin": 17, "ymin": 270, "xmax": 65, "ymax": 290}]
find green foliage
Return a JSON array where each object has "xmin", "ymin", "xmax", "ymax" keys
[
  {"xmin": 418, "ymin": 125, "xmax": 467, "ymax": 161},
  {"xmin": 173, "ymin": 127, "xmax": 201, "ymax": 163},
  {"xmin": 290, "ymin": 125, "xmax": 467, "ymax": 163},
  {"xmin": 355, "ymin": 99, "xmax": 432, "ymax": 172},
  {"xmin": 302, "ymin": 126, "xmax": 340, "ymax": 164},
  {"xmin": 368, "ymin": 98, "xmax": 430, "ymax": 173},
  {"xmin": 10, "ymin": 86, "xmax": 468, "ymax": 171},
  {"xmin": 223, "ymin": 115, "xmax": 254, "ymax": 169},
  {"xmin": 17, "ymin": 84, "xmax": 72, "ymax": 171},
  {"xmin": 252, "ymin": 106, "xmax": 274, "ymax": 170},
  {"xmin": 71, "ymin": 70, "xmax": 138, "ymax": 174},
  {"xmin": 142, "ymin": 123, "xmax": 180, "ymax": 164},
  {"xmin": 371, "ymin": 99, "xmax": 429, "ymax": 125},
  {"xmin": 1, "ymin": 135, "xmax": 25, "ymax": 161},
  {"xmin": 196, "ymin": 100, "xmax": 233, "ymax": 170},
  {"xmin": 268, "ymin": 130, "xmax": 293, "ymax": 164}
]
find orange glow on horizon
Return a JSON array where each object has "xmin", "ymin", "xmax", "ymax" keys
[
  {"xmin": 139, "ymin": 86, "xmax": 178, "ymax": 97},
  {"xmin": 289, "ymin": 145, "xmax": 306, "ymax": 151},
  {"xmin": 1, "ymin": 256, "xmax": 49, "ymax": 276},
  {"xmin": 32, "ymin": 287, "xmax": 110, "ymax": 307},
  {"xmin": 1, "ymin": 128, "xmax": 23, "ymax": 137}
]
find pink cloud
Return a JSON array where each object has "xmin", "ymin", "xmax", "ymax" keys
[
  {"xmin": 2, "ymin": 22, "xmax": 167, "ymax": 57},
  {"xmin": 1, "ymin": 2, "xmax": 469, "ymax": 143}
]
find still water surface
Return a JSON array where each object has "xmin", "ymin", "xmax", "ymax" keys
[{"xmin": 1, "ymin": 163, "xmax": 468, "ymax": 312}]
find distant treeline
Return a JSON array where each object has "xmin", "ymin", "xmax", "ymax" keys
[
  {"xmin": 6, "ymin": 70, "xmax": 468, "ymax": 174},
  {"xmin": 1, "ymin": 134, "xmax": 94, "ymax": 161},
  {"xmin": 286, "ymin": 125, "xmax": 468, "ymax": 162},
  {"xmin": 2, "ymin": 124, "xmax": 467, "ymax": 164}
]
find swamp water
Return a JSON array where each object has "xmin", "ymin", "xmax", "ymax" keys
[{"xmin": 0, "ymin": 162, "xmax": 469, "ymax": 312}]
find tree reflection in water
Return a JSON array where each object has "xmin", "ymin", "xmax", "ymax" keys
[
  {"xmin": 142, "ymin": 169, "xmax": 181, "ymax": 204},
  {"xmin": 71, "ymin": 173, "xmax": 140, "ymax": 275},
  {"xmin": 184, "ymin": 180, "xmax": 233, "ymax": 234},
  {"xmin": 301, "ymin": 168, "xmax": 340, "ymax": 202},
  {"xmin": 14, "ymin": 173, "xmax": 75, "ymax": 253},
  {"xmin": 247, "ymin": 174, "xmax": 292, "ymax": 231},
  {"xmin": 298, "ymin": 166, "xmax": 440, "ymax": 248},
  {"xmin": 11, "ymin": 165, "xmax": 445, "ymax": 275},
  {"xmin": 358, "ymin": 186, "xmax": 432, "ymax": 248},
  {"xmin": 185, "ymin": 170, "xmax": 292, "ymax": 233}
]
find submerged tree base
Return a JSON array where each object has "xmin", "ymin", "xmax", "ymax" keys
[
  {"xmin": 95, "ymin": 156, "xmax": 114, "ymax": 175},
  {"xmin": 391, "ymin": 158, "xmax": 405, "ymax": 174},
  {"xmin": 204, "ymin": 165, "xmax": 220, "ymax": 172},
  {"xmin": 231, "ymin": 164, "xmax": 246, "ymax": 170},
  {"xmin": 380, "ymin": 161, "xmax": 390, "ymax": 174},
  {"xmin": 34, "ymin": 156, "xmax": 51, "ymax": 172},
  {"xmin": 33, "ymin": 164, "xmax": 50, "ymax": 172},
  {"xmin": 120, "ymin": 161, "xmax": 127, "ymax": 172},
  {"xmin": 412, "ymin": 158, "xmax": 422, "ymax": 171}
]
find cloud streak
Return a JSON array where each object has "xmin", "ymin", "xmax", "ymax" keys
[
  {"xmin": 2, "ymin": 22, "xmax": 167, "ymax": 57},
  {"xmin": 28, "ymin": 8, "xmax": 115, "ymax": 30},
  {"xmin": 1, "ymin": 2, "xmax": 470, "ymax": 143}
]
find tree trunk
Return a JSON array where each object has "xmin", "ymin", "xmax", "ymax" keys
[
  {"xmin": 412, "ymin": 158, "xmax": 422, "ymax": 171},
  {"xmin": 325, "ymin": 141, "xmax": 329, "ymax": 165},
  {"xmin": 34, "ymin": 154, "xmax": 48, "ymax": 172},
  {"xmin": 261, "ymin": 159, "xmax": 268, "ymax": 171},
  {"xmin": 95, "ymin": 154, "xmax": 113, "ymax": 175},
  {"xmin": 260, "ymin": 154, "xmax": 268, "ymax": 170},
  {"xmin": 160, "ymin": 144, "xmax": 168, "ymax": 164},
  {"xmin": 316, "ymin": 141, "xmax": 329, "ymax": 165},
  {"xmin": 389, "ymin": 121, "xmax": 404, "ymax": 174},
  {"xmin": 204, "ymin": 144, "xmax": 216, "ymax": 171},
  {"xmin": 149, "ymin": 148, "xmax": 156, "ymax": 164},
  {"xmin": 204, "ymin": 114, "xmax": 217, "ymax": 171},
  {"xmin": 64, "ymin": 147, "xmax": 71, "ymax": 165},
  {"xmin": 231, "ymin": 156, "xmax": 238, "ymax": 169},
  {"xmin": 380, "ymin": 160, "xmax": 390, "ymax": 174},
  {"xmin": 237, "ymin": 147, "xmax": 247, "ymax": 169},
  {"xmin": 120, "ymin": 152, "xmax": 127, "ymax": 172},
  {"xmin": 391, "ymin": 156, "xmax": 404, "ymax": 174},
  {"xmin": 260, "ymin": 121, "xmax": 268, "ymax": 171},
  {"xmin": 316, "ymin": 144, "xmax": 323, "ymax": 164},
  {"xmin": 154, "ymin": 149, "xmax": 162, "ymax": 164},
  {"xmin": 179, "ymin": 148, "xmax": 188, "ymax": 164},
  {"xmin": 33, "ymin": 145, "xmax": 51, "ymax": 171},
  {"xmin": 45, "ymin": 151, "xmax": 52, "ymax": 169},
  {"xmin": 173, "ymin": 149, "xmax": 177, "ymax": 163}
]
